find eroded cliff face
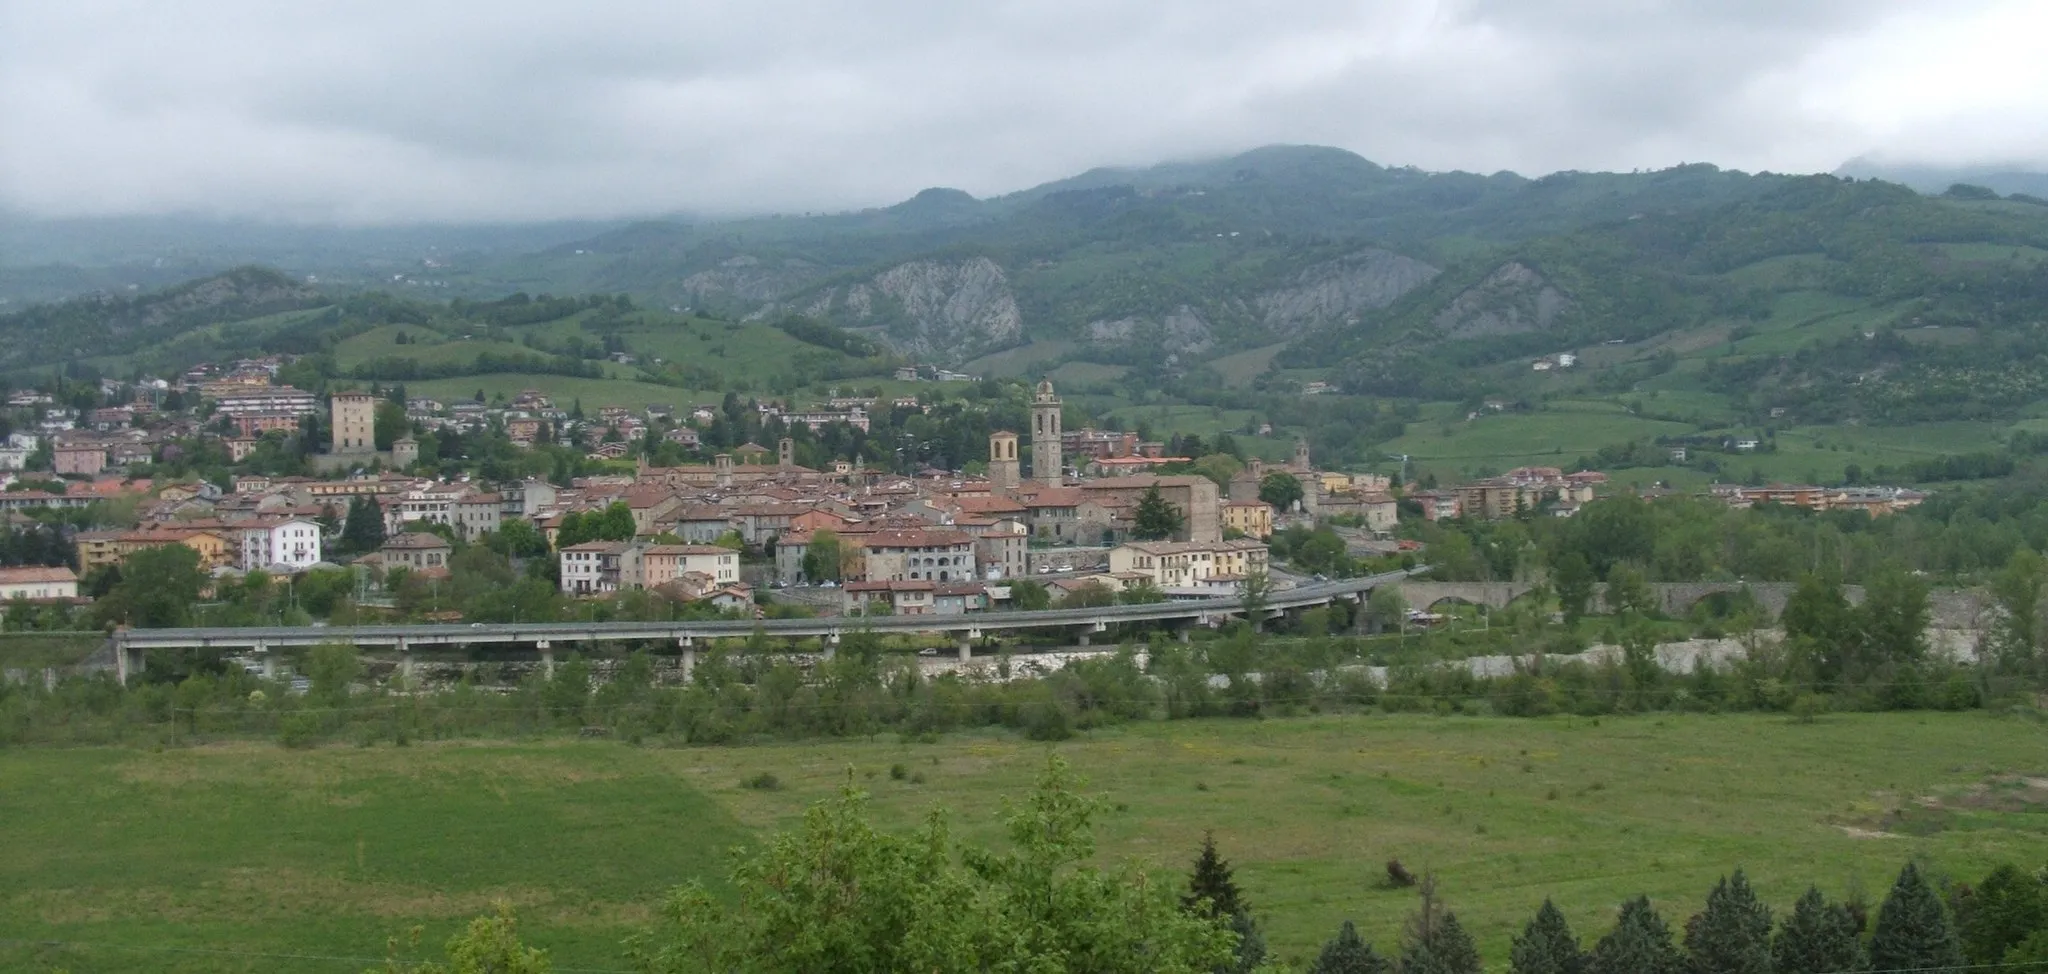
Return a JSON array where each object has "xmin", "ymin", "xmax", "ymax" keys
[
  {"xmin": 1254, "ymin": 249, "xmax": 1440, "ymax": 333},
  {"xmin": 1085, "ymin": 307, "xmax": 1217, "ymax": 357},
  {"xmin": 753, "ymin": 257, "xmax": 1022, "ymax": 361},
  {"xmin": 681, "ymin": 255, "xmax": 827, "ymax": 305},
  {"xmin": 1431, "ymin": 261, "xmax": 1574, "ymax": 338}
]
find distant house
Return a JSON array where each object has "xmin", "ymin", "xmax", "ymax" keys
[
  {"xmin": 0, "ymin": 566, "xmax": 78, "ymax": 602},
  {"xmin": 381, "ymin": 532, "xmax": 452, "ymax": 573}
]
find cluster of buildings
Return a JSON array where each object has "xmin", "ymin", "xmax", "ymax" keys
[
  {"xmin": 1707, "ymin": 483, "xmax": 1928, "ymax": 516},
  {"xmin": 1407, "ymin": 467, "xmax": 1609, "ymax": 521}
]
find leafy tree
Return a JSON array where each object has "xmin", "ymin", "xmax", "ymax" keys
[
  {"xmin": 802, "ymin": 530, "xmax": 843, "ymax": 583},
  {"xmin": 626, "ymin": 756, "xmax": 1233, "ymax": 973},
  {"xmin": 1136, "ymin": 485, "xmax": 1186, "ymax": 541},
  {"xmin": 2008, "ymin": 928, "xmax": 2048, "ymax": 973},
  {"xmin": 488, "ymin": 518, "xmax": 550, "ymax": 559},
  {"xmin": 1603, "ymin": 562, "xmax": 1655, "ymax": 616},
  {"xmin": 92, "ymin": 543, "xmax": 206, "ymax": 629},
  {"xmin": 1587, "ymin": 897, "xmax": 1683, "ymax": 974},
  {"xmin": 1239, "ymin": 570, "xmax": 1271, "ymax": 626},
  {"xmin": 1859, "ymin": 562, "xmax": 1930, "ymax": 668},
  {"xmin": 1510, "ymin": 899, "xmax": 1585, "ymax": 974},
  {"xmin": 1770, "ymin": 886, "xmax": 1864, "ymax": 974},
  {"xmin": 1259, "ymin": 471, "xmax": 1304, "ymax": 512},
  {"xmin": 1313, "ymin": 920, "xmax": 1394, "ymax": 974},
  {"xmin": 1781, "ymin": 573, "xmax": 1857, "ymax": 683},
  {"xmin": 1958, "ymin": 864, "xmax": 2047, "ymax": 966},
  {"xmin": 1868, "ymin": 862, "xmax": 1964, "ymax": 974},
  {"xmin": 1183, "ymin": 832, "xmax": 1247, "ymax": 920},
  {"xmin": 1552, "ymin": 552, "xmax": 1595, "ymax": 624},
  {"xmin": 1683, "ymin": 869, "xmax": 1772, "ymax": 974},
  {"xmin": 1987, "ymin": 549, "xmax": 2045, "ymax": 675},
  {"xmin": 1009, "ymin": 579, "xmax": 1051, "ymax": 611},
  {"xmin": 1366, "ymin": 585, "xmax": 1409, "ymax": 634},
  {"xmin": 1189, "ymin": 453, "xmax": 1245, "ymax": 491},
  {"xmin": 305, "ymin": 643, "xmax": 362, "ymax": 708},
  {"xmin": 372, "ymin": 905, "xmax": 552, "ymax": 973},
  {"xmin": 342, "ymin": 495, "xmax": 387, "ymax": 554}
]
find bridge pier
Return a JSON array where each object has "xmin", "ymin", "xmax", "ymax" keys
[
  {"xmin": 822, "ymin": 631, "xmax": 840, "ymax": 660},
  {"xmin": 256, "ymin": 641, "xmax": 275, "ymax": 679},
  {"xmin": 395, "ymin": 638, "xmax": 413, "ymax": 685},
  {"xmin": 537, "ymin": 641, "xmax": 554, "ymax": 678},
  {"xmin": 113, "ymin": 635, "xmax": 145, "ymax": 684},
  {"xmin": 678, "ymin": 637, "xmax": 696, "ymax": 683}
]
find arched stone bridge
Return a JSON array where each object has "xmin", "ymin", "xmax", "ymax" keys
[{"xmin": 1393, "ymin": 581, "xmax": 1988, "ymax": 629}]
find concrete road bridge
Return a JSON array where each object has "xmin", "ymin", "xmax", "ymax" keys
[{"xmin": 108, "ymin": 569, "xmax": 1426, "ymax": 682}]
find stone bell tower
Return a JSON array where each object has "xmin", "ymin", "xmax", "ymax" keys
[{"xmin": 1030, "ymin": 379, "xmax": 1062, "ymax": 486}]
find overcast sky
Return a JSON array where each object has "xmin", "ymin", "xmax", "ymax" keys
[{"xmin": 3, "ymin": 0, "xmax": 2044, "ymax": 224}]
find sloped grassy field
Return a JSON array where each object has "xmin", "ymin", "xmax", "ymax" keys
[{"xmin": 4, "ymin": 711, "xmax": 2045, "ymax": 971}]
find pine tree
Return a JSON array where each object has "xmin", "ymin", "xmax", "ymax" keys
[
  {"xmin": 341, "ymin": 495, "xmax": 385, "ymax": 554},
  {"xmin": 1400, "ymin": 912, "xmax": 1480, "ymax": 974},
  {"xmin": 1868, "ymin": 862, "xmax": 1964, "ymax": 974},
  {"xmin": 1957, "ymin": 864, "xmax": 2048, "ymax": 966},
  {"xmin": 1399, "ymin": 876, "xmax": 1481, "ymax": 974},
  {"xmin": 1684, "ymin": 869, "xmax": 1773, "ymax": 974},
  {"xmin": 1134, "ymin": 485, "xmax": 1185, "ymax": 541},
  {"xmin": 1771, "ymin": 887, "xmax": 1865, "ymax": 974},
  {"xmin": 1511, "ymin": 899, "xmax": 1585, "ymax": 974},
  {"xmin": 1311, "ymin": 920, "xmax": 1393, "ymax": 974},
  {"xmin": 1587, "ymin": 897, "xmax": 1683, "ymax": 974},
  {"xmin": 1182, "ymin": 832, "xmax": 1247, "ymax": 920},
  {"xmin": 1226, "ymin": 909, "xmax": 1266, "ymax": 974}
]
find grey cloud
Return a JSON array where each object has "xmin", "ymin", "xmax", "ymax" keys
[{"xmin": 0, "ymin": 0, "xmax": 2032, "ymax": 224}]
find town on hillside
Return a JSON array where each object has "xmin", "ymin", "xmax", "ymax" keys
[{"xmin": 0, "ymin": 369, "xmax": 1929, "ymax": 619}]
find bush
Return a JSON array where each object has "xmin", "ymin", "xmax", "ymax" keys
[
  {"xmin": 277, "ymin": 712, "xmax": 321, "ymax": 749},
  {"xmin": 741, "ymin": 772, "xmax": 782, "ymax": 791},
  {"xmin": 889, "ymin": 762, "xmax": 908, "ymax": 781}
]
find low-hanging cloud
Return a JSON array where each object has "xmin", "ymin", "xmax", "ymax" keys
[{"xmin": 1, "ymin": 0, "xmax": 2040, "ymax": 224}]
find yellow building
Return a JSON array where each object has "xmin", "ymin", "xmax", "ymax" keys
[
  {"xmin": 1221, "ymin": 500, "xmax": 1273, "ymax": 539},
  {"xmin": 74, "ymin": 528, "xmax": 234, "ymax": 573}
]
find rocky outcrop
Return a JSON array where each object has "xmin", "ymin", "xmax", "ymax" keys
[
  {"xmin": 1431, "ymin": 261, "xmax": 1573, "ymax": 338},
  {"xmin": 753, "ymin": 257, "xmax": 1022, "ymax": 361},
  {"xmin": 681, "ymin": 255, "xmax": 826, "ymax": 305},
  {"xmin": 1085, "ymin": 306, "xmax": 1216, "ymax": 356},
  {"xmin": 1255, "ymin": 248, "xmax": 1439, "ymax": 333}
]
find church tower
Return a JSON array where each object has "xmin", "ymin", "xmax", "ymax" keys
[
  {"xmin": 989, "ymin": 431, "xmax": 1020, "ymax": 493},
  {"xmin": 1030, "ymin": 379, "xmax": 1062, "ymax": 485}
]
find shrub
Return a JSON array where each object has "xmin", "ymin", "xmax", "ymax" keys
[{"xmin": 741, "ymin": 772, "xmax": 782, "ymax": 791}]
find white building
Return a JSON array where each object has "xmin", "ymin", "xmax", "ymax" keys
[
  {"xmin": 239, "ymin": 516, "xmax": 325, "ymax": 572},
  {"xmin": 0, "ymin": 566, "xmax": 78, "ymax": 601}
]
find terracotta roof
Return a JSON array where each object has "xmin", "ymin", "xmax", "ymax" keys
[
  {"xmin": 858, "ymin": 528, "xmax": 975, "ymax": 548},
  {"xmin": 0, "ymin": 566, "xmax": 77, "ymax": 584},
  {"xmin": 642, "ymin": 544, "xmax": 732, "ymax": 556}
]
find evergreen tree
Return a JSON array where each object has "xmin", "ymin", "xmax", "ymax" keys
[
  {"xmin": 342, "ymin": 495, "xmax": 386, "ymax": 554},
  {"xmin": 1511, "ymin": 900, "xmax": 1585, "ymax": 974},
  {"xmin": 1399, "ymin": 877, "xmax": 1481, "ymax": 974},
  {"xmin": 1312, "ymin": 920, "xmax": 1393, "ymax": 974},
  {"xmin": 1182, "ymin": 832, "xmax": 1246, "ymax": 920},
  {"xmin": 1868, "ymin": 862, "xmax": 1964, "ymax": 974},
  {"xmin": 1587, "ymin": 897, "xmax": 1683, "ymax": 974},
  {"xmin": 1226, "ymin": 909, "xmax": 1266, "ymax": 974},
  {"xmin": 1684, "ymin": 870, "xmax": 1772, "ymax": 974},
  {"xmin": 1958, "ymin": 864, "xmax": 2048, "ymax": 966},
  {"xmin": 1552, "ymin": 552, "xmax": 1595, "ymax": 624},
  {"xmin": 1771, "ymin": 887, "xmax": 1864, "ymax": 974},
  {"xmin": 1400, "ymin": 912, "xmax": 1480, "ymax": 974},
  {"xmin": 1135, "ymin": 486, "xmax": 1186, "ymax": 541}
]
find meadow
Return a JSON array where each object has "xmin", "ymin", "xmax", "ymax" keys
[{"xmin": 5, "ymin": 711, "xmax": 2046, "ymax": 972}]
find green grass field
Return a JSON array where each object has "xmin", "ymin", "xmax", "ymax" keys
[
  {"xmin": 5, "ymin": 712, "xmax": 2045, "ymax": 972},
  {"xmin": 404, "ymin": 374, "xmax": 707, "ymax": 412},
  {"xmin": 1384, "ymin": 408, "xmax": 1694, "ymax": 481}
]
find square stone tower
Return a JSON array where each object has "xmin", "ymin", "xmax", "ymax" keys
[
  {"xmin": 989, "ymin": 430, "xmax": 1020, "ymax": 493},
  {"xmin": 1030, "ymin": 379, "xmax": 1062, "ymax": 485},
  {"xmin": 331, "ymin": 392, "xmax": 377, "ymax": 455}
]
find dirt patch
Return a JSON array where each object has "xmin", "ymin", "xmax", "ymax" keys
[
  {"xmin": 1840, "ymin": 773, "xmax": 2048, "ymax": 838},
  {"xmin": 1836, "ymin": 825, "xmax": 1900, "ymax": 840},
  {"xmin": 12, "ymin": 868, "xmax": 645, "ymax": 926}
]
